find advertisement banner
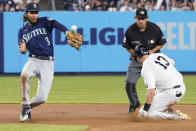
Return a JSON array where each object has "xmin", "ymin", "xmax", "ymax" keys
[
  {"xmin": 0, "ymin": 13, "xmax": 3, "ymax": 73},
  {"xmin": 3, "ymin": 11, "xmax": 196, "ymax": 73}
]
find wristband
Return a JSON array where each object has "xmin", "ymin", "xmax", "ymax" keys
[{"xmin": 143, "ymin": 103, "xmax": 151, "ymax": 111}]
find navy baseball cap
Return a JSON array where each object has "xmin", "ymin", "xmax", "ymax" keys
[
  {"xmin": 135, "ymin": 8, "xmax": 148, "ymax": 19},
  {"xmin": 25, "ymin": 3, "xmax": 39, "ymax": 12},
  {"xmin": 134, "ymin": 44, "xmax": 149, "ymax": 57}
]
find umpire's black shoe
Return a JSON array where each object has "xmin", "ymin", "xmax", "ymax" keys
[
  {"xmin": 128, "ymin": 103, "xmax": 141, "ymax": 113},
  {"xmin": 128, "ymin": 105, "xmax": 137, "ymax": 112},
  {"xmin": 20, "ymin": 105, "xmax": 31, "ymax": 122}
]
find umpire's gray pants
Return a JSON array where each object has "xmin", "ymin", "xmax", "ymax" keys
[{"xmin": 125, "ymin": 60, "xmax": 142, "ymax": 107}]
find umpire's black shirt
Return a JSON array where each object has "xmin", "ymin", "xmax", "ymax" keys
[{"xmin": 122, "ymin": 21, "xmax": 166, "ymax": 60}]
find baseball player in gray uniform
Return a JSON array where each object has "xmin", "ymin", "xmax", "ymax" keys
[
  {"xmin": 134, "ymin": 44, "xmax": 191, "ymax": 120},
  {"xmin": 18, "ymin": 3, "xmax": 67, "ymax": 122},
  {"xmin": 122, "ymin": 8, "xmax": 166, "ymax": 112}
]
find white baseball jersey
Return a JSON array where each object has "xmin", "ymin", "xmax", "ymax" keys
[
  {"xmin": 139, "ymin": 53, "xmax": 186, "ymax": 120},
  {"xmin": 141, "ymin": 53, "xmax": 183, "ymax": 90}
]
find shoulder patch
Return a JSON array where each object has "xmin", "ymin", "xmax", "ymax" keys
[
  {"xmin": 123, "ymin": 36, "xmax": 126, "ymax": 43},
  {"xmin": 47, "ymin": 17, "xmax": 53, "ymax": 21}
]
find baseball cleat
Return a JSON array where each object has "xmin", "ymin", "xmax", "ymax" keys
[
  {"xmin": 20, "ymin": 105, "xmax": 31, "ymax": 122},
  {"xmin": 176, "ymin": 110, "xmax": 191, "ymax": 120},
  {"xmin": 128, "ymin": 103, "xmax": 141, "ymax": 113},
  {"xmin": 128, "ymin": 105, "xmax": 136, "ymax": 113}
]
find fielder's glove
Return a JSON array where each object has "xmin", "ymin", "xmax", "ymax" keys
[{"xmin": 65, "ymin": 30, "xmax": 83, "ymax": 51}]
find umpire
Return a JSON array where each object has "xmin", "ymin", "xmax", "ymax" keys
[{"xmin": 122, "ymin": 8, "xmax": 166, "ymax": 113}]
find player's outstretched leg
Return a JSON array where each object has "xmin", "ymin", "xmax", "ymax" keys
[
  {"xmin": 29, "ymin": 62, "xmax": 54, "ymax": 109},
  {"xmin": 142, "ymin": 108, "xmax": 192, "ymax": 120},
  {"xmin": 20, "ymin": 105, "xmax": 31, "ymax": 122},
  {"xmin": 175, "ymin": 110, "xmax": 191, "ymax": 120},
  {"xmin": 20, "ymin": 72, "xmax": 32, "ymax": 122}
]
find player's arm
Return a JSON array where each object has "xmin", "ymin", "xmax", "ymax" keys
[
  {"xmin": 18, "ymin": 29, "xmax": 27, "ymax": 54},
  {"xmin": 141, "ymin": 64, "xmax": 156, "ymax": 112},
  {"xmin": 19, "ymin": 40, "xmax": 27, "ymax": 54},
  {"xmin": 145, "ymin": 88, "xmax": 155, "ymax": 105},
  {"xmin": 46, "ymin": 17, "xmax": 67, "ymax": 32},
  {"xmin": 138, "ymin": 65, "xmax": 156, "ymax": 118},
  {"xmin": 143, "ymin": 86, "xmax": 155, "ymax": 112},
  {"xmin": 45, "ymin": 17, "xmax": 83, "ymax": 50},
  {"xmin": 127, "ymin": 48, "xmax": 134, "ymax": 55},
  {"xmin": 122, "ymin": 33, "xmax": 135, "ymax": 55}
]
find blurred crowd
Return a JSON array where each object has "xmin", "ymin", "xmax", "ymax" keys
[
  {"xmin": 0, "ymin": 0, "xmax": 196, "ymax": 12},
  {"xmin": 65, "ymin": 0, "xmax": 196, "ymax": 11},
  {"xmin": 0, "ymin": 0, "xmax": 39, "ymax": 12}
]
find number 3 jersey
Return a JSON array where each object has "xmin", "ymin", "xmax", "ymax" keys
[
  {"xmin": 18, "ymin": 17, "xmax": 67, "ymax": 57},
  {"xmin": 141, "ymin": 53, "xmax": 184, "ymax": 90}
]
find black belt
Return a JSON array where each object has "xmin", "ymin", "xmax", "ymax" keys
[
  {"xmin": 173, "ymin": 85, "xmax": 180, "ymax": 89},
  {"xmin": 29, "ymin": 55, "xmax": 54, "ymax": 61}
]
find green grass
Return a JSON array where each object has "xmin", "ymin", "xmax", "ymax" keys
[
  {"xmin": 0, "ymin": 124, "xmax": 88, "ymax": 131},
  {"xmin": 0, "ymin": 75, "xmax": 195, "ymax": 130},
  {"xmin": 0, "ymin": 75, "xmax": 195, "ymax": 104}
]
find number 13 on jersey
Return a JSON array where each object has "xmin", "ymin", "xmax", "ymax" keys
[{"xmin": 155, "ymin": 56, "xmax": 170, "ymax": 69}]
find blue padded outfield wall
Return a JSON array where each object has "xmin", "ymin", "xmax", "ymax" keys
[{"xmin": 1, "ymin": 11, "xmax": 196, "ymax": 73}]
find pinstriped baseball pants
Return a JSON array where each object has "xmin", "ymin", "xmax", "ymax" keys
[{"xmin": 139, "ymin": 84, "xmax": 186, "ymax": 119}]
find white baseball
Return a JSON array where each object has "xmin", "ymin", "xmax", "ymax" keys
[{"xmin": 71, "ymin": 25, "xmax": 77, "ymax": 31}]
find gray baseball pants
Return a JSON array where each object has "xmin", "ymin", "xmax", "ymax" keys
[
  {"xmin": 20, "ymin": 57, "xmax": 54, "ymax": 108},
  {"xmin": 125, "ymin": 59, "xmax": 142, "ymax": 107}
]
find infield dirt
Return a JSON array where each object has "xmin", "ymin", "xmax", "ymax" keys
[{"xmin": 0, "ymin": 104, "xmax": 195, "ymax": 131}]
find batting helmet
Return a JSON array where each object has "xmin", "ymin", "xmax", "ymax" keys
[
  {"xmin": 25, "ymin": 3, "xmax": 39, "ymax": 12},
  {"xmin": 134, "ymin": 44, "xmax": 149, "ymax": 57}
]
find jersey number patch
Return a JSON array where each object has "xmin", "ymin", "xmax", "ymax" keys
[
  {"xmin": 154, "ymin": 56, "xmax": 170, "ymax": 69},
  {"xmin": 45, "ymin": 37, "xmax": 51, "ymax": 46}
]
